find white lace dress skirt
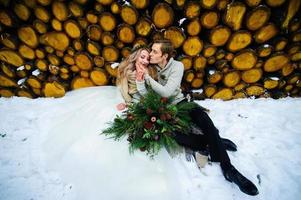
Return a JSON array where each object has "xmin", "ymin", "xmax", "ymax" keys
[{"xmin": 43, "ymin": 86, "xmax": 203, "ymax": 200}]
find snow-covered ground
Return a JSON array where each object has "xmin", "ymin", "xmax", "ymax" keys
[{"xmin": 1, "ymin": 86, "xmax": 301, "ymax": 200}]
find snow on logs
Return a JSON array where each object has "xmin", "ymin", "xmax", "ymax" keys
[{"xmin": 0, "ymin": 0, "xmax": 300, "ymax": 99}]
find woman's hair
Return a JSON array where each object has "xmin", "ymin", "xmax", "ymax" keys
[
  {"xmin": 117, "ymin": 44, "xmax": 151, "ymax": 103},
  {"xmin": 117, "ymin": 45, "xmax": 150, "ymax": 86}
]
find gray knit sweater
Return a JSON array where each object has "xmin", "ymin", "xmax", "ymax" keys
[{"xmin": 136, "ymin": 58, "xmax": 185, "ymax": 104}]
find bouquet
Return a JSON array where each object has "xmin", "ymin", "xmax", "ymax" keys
[{"xmin": 102, "ymin": 89, "xmax": 197, "ymax": 158}]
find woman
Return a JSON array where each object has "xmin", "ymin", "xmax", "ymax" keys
[
  {"xmin": 116, "ymin": 45, "xmax": 156, "ymax": 110},
  {"xmin": 43, "ymin": 45, "xmax": 206, "ymax": 200}
]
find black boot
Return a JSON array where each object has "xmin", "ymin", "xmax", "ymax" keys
[
  {"xmin": 223, "ymin": 165, "xmax": 259, "ymax": 196},
  {"xmin": 221, "ymin": 138, "xmax": 237, "ymax": 152}
]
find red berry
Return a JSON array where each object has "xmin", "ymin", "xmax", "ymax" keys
[
  {"xmin": 160, "ymin": 114, "xmax": 167, "ymax": 121},
  {"xmin": 160, "ymin": 97, "xmax": 168, "ymax": 103},
  {"xmin": 166, "ymin": 113, "xmax": 172, "ymax": 120},
  {"xmin": 127, "ymin": 114, "xmax": 134, "ymax": 120},
  {"xmin": 146, "ymin": 108, "xmax": 153, "ymax": 115},
  {"xmin": 144, "ymin": 121, "xmax": 153, "ymax": 129}
]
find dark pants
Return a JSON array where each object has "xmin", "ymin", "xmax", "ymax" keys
[{"xmin": 173, "ymin": 101, "xmax": 231, "ymax": 170}]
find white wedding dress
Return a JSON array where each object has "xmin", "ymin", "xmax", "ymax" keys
[{"xmin": 42, "ymin": 86, "xmax": 204, "ymax": 200}]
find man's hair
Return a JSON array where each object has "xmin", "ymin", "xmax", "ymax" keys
[{"xmin": 152, "ymin": 39, "xmax": 175, "ymax": 60}]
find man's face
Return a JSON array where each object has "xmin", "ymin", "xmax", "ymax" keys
[{"xmin": 150, "ymin": 43, "xmax": 167, "ymax": 65}]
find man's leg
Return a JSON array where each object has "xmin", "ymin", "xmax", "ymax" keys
[
  {"xmin": 173, "ymin": 131, "xmax": 208, "ymax": 151},
  {"xmin": 189, "ymin": 104, "xmax": 259, "ymax": 196},
  {"xmin": 189, "ymin": 105, "xmax": 231, "ymax": 165}
]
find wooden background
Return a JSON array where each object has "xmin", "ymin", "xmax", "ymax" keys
[{"xmin": 0, "ymin": 0, "xmax": 300, "ymax": 100}]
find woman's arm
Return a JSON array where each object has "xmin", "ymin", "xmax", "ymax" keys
[{"xmin": 136, "ymin": 80, "xmax": 148, "ymax": 96}]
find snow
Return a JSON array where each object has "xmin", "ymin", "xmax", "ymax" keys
[{"xmin": 1, "ymin": 86, "xmax": 301, "ymax": 200}]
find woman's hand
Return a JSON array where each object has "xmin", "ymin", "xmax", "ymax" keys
[
  {"xmin": 136, "ymin": 63, "xmax": 146, "ymax": 81},
  {"xmin": 136, "ymin": 63, "xmax": 149, "ymax": 81},
  {"xmin": 116, "ymin": 103, "xmax": 127, "ymax": 111}
]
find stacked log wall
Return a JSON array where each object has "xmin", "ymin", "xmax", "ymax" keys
[{"xmin": 0, "ymin": 0, "xmax": 300, "ymax": 100}]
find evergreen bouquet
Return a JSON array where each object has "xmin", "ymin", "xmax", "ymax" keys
[{"xmin": 102, "ymin": 89, "xmax": 197, "ymax": 158}]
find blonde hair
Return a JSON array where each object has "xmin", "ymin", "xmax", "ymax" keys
[{"xmin": 117, "ymin": 46, "xmax": 150, "ymax": 103}]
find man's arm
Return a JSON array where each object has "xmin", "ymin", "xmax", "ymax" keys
[
  {"xmin": 144, "ymin": 64, "xmax": 184, "ymax": 97},
  {"xmin": 135, "ymin": 63, "xmax": 148, "ymax": 96}
]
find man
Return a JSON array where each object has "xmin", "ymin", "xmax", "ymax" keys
[{"xmin": 136, "ymin": 39, "xmax": 259, "ymax": 196}]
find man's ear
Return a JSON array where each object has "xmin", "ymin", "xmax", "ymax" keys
[{"xmin": 163, "ymin": 53, "xmax": 168, "ymax": 60}]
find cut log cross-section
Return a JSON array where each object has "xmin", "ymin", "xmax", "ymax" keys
[
  {"xmin": 246, "ymin": 6, "xmax": 270, "ymax": 31},
  {"xmin": 135, "ymin": 17, "xmax": 152, "ymax": 37},
  {"xmin": 224, "ymin": 2, "xmax": 246, "ymax": 31},
  {"xmin": 43, "ymin": 81, "xmax": 66, "ymax": 98},
  {"xmin": 232, "ymin": 49, "xmax": 257, "ymax": 70},
  {"xmin": 120, "ymin": 5, "xmax": 138, "ymax": 25},
  {"xmin": 164, "ymin": 27, "xmax": 186, "ymax": 49},
  {"xmin": 0, "ymin": 49, "xmax": 24, "ymax": 67},
  {"xmin": 40, "ymin": 32, "xmax": 70, "ymax": 51},
  {"xmin": 0, "ymin": 63, "xmax": 16, "ymax": 78},
  {"xmin": 152, "ymin": 3, "xmax": 174, "ymax": 29},
  {"xmin": 13, "ymin": 3, "xmax": 31, "ymax": 21},
  {"xmin": 185, "ymin": 1, "xmax": 201, "ymax": 19},
  {"xmin": 33, "ymin": 20, "xmax": 48, "ymax": 34},
  {"xmin": 52, "ymin": 1, "xmax": 69, "ymax": 22},
  {"xmin": 241, "ymin": 68, "xmax": 263, "ymax": 83},
  {"xmin": 0, "ymin": 33, "xmax": 19, "ymax": 50},
  {"xmin": 210, "ymin": 26, "xmax": 231, "ymax": 46},
  {"xmin": 86, "ymin": 40, "xmax": 100, "ymax": 56},
  {"xmin": 263, "ymin": 53, "xmax": 290, "ymax": 72},
  {"xmin": 187, "ymin": 19, "xmax": 202, "ymax": 36},
  {"xmin": 200, "ymin": 0, "xmax": 218, "ymax": 9},
  {"xmin": 131, "ymin": 0, "xmax": 149, "ymax": 9},
  {"xmin": 71, "ymin": 76, "xmax": 95, "ymax": 90},
  {"xmin": 99, "ymin": 12, "xmax": 116, "ymax": 32},
  {"xmin": 212, "ymin": 88, "xmax": 233, "ymax": 100},
  {"xmin": 90, "ymin": 68, "xmax": 109, "ymax": 86},
  {"xmin": 223, "ymin": 70, "xmax": 241, "ymax": 87},
  {"xmin": 0, "ymin": 74, "xmax": 18, "ymax": 87},
  {"xmin": 117, "ymin": 24, "xmax": 135, "ymax": 44},
  {"xmin": 227, "ymin": 31, "xmax": 252, "ymax": 52},
  {"xmin": 102, "ymin": 46, "xmax": 119, "ymax": 62},
  {"xmin": 254, "ymin": 23, "xmax": 278, "ymax": 43},
  {"xmin": 200, "ymin": 11, "xmax": 219, "ymax": 29},
  {"xmin": 34, "ymin": 6, "xmax": 50, "ymax": 23},
  {"xmin": 74, "ymin": 52, "xmax": 93, "ymax": 71},
  {"xmin": 18, "ymin": 26, "xmax": 39, "ymax": 48},
  {"xmin": 87, "ymin": 25, "xmax": 103, "ymax": 41},
  {"xmin": 63, "ymin": 20, "xmax": 82, "ymax": 39},
  {"xmin": 182, "ymin": 36, "xmax": 203, "ymax": 56}
]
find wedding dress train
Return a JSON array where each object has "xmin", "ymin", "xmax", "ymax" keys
[{"xmin": 43, "ymin": 86, "xmax": 204, "ymax": 200}]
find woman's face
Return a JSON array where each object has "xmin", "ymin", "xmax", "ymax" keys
[{"xmin": 136, "ymin": 49, "xmax": 150, "ymax": 67}]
